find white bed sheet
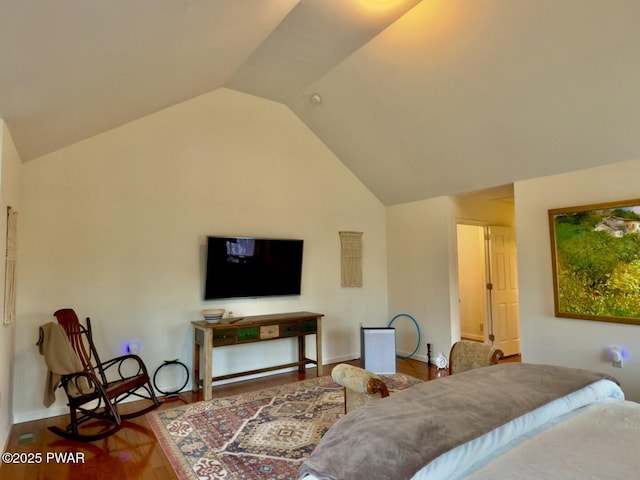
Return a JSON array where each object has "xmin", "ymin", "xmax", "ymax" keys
[
  {"xmin": 410, "ymin": 378, "xmax": 624, "ymax": 480},
  {"xmin": 301, "ymin": 378, "xmax": 624, "ymax": 480},
  {"xmin": 464, "ymin": 399, "xmax": 640, "ymax": 479}
]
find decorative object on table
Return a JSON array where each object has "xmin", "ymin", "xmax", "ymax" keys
[
  {"xmin": 549, "ymin": 198, "xmax": 640, "ymax": 325},
  {"xmin": 201, "ymin": 308, "xmax": 225, "ymax": 323},
  {"xmin": 147, "ymin": 373, "xmax": 421, "ymax": 480},
  {"xmin": 339, "ymin": 230, "xmax": 363, "ymax": 287}
]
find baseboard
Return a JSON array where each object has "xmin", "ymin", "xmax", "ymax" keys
[
  {"xmin": 14, "ymin": 405, "xmax": 69, "ymax": 424},
  {"xmin": 14, "ymin": 353, "xmax": 364, "ymax": 423},
  {"xmin": 1, "ymin": 423, "xmax": 10, "ymax": 455},
  {"xmin": 16, "ymin": 352, "xmax": 424, "ymax": 424}
]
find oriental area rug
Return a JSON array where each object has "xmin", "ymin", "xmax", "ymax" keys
[{"xmin": 147, "ymin": 373, "xmax": 422, "ymax": 480}]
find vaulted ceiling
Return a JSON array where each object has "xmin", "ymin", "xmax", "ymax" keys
[{"xmin": 1, "ymin": 0, "xmax": 639, "ymax": 205}]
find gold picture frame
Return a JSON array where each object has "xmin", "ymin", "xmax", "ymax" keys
[{"xmin": 549, "ymin": 198, "xmax": 640, "ymax": 325}]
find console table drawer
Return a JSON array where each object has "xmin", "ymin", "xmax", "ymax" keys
[
  {"xmin": 260, "ymin": 325, "xmax": 279, "ymax": 339},
  {"xmin": 237, "ymin": 326, "xmax": 259, "ymax": 342},
  {"xmin": 301, "ymin": 319, "xmax": 317, "ymax": 333},
  {"xmin": 212, "ymin": 328, "xmax": 236, "ymax": 346},
  {"xmin": 280, "ymin": 322, "xmax": 300, "ymax": 337}
]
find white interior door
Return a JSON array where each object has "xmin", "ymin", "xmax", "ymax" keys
[{"xmin": 488, "ymin": 226, "xmax": 521, "ymax": 357}]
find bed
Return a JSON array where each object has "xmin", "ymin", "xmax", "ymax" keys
[{"xmin": 299, "ymin": 363, "xmax": 637, "ymax": 480}]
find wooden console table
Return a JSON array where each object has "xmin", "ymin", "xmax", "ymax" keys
[{"xmin": 192, "ymin": 311, "xmax": 323, "ymax": 401}]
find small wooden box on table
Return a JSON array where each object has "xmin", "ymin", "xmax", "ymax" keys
[{"xmin": 192, "ymin": 311, "xmax": 323, "ymax": 401}]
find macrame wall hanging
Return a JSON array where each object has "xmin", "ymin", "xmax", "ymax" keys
[
  {"xmin": 4, "ymin": 206, "xmax": 17, "ymax": 325},
  {"xmin": 339, "ymin": 231, "xmax": 363, "ymax": 288}
]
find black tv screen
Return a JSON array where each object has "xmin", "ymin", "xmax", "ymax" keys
[{"xmin": 204, "ymin": 236, "xmax": 303, "ymax": 300}]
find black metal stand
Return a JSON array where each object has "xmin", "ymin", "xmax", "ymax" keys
[{"xmin": 153, "ymin": 359, "xmax": 189, "ymax": 398}]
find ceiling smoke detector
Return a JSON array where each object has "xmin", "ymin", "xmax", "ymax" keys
[{"xmin": 310, "ymin": 93, "xmax": 323, "ymax": 105}]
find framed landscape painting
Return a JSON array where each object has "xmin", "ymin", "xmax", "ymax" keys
[{"xmin": 549, "ymin": 198, "xmax": 640, "ymax": 325}]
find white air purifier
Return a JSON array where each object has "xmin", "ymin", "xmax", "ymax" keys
[{"xmin": 361, "ymin": 327, "xmax": 396, "ymax": 374}]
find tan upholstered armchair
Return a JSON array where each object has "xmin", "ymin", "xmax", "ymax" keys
[
  {"xmin": 331, "ymin": 363, "xmax": 389, "ymax": 413},
  {"xmin": 448, "ymin": 340, "xmax": 504, "ymax": 375}
]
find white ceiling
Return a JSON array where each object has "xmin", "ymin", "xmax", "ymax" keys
[{"xmin": 1, "ymin": 0, "xmax": 639, "ymax": 205}]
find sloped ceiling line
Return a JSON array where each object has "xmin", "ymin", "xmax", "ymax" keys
[{"xmin": 1, "ymin": 0, "xmax": 640, "ymax": 205}]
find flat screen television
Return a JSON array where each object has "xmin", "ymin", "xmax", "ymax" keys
[{"xmin": 204, "ymin": 236, "xmax": 304, "ymax": 300}]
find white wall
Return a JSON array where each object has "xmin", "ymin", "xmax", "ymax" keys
[
  {"xmin": 385, "ymin": 192, "xmax": 517, "ymax": 366},
  {"xmin": 14, "ymin": 88, "xmax": 388, "ymax": 422},
  {"xmin": 386, "ymin": 196, "xmax": 457, "ymax": 361},
  {"xmin": 0, "ymin": 121, "xmax": 22, "ymax": 449},
  {"xmin": 452, "ymin": 196, "xmax": 515, "ymax": 228},
  {"xmin": 515, "ymin": 157, "xmax": 640, "ymax": 401}
]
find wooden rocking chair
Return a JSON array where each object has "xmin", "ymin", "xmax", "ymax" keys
[{"xmin": 49, "ymin": 308, "xmax": 160, "ymax": 441}]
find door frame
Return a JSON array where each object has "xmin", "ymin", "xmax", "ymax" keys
[{"xmin": 455, "ymin": 221, "xmax": 521, "ymax": 355}]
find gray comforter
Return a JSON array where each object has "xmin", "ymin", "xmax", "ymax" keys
[{"xmin": 298, "ymin": 363, "xmax": 617, "ymax": 480}]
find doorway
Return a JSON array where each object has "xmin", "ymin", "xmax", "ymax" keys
[
  {"xmin": 456, "ymin": 224, "xmax": 521, "ymax": 357},
  {"xmin": 457, "ymin": 224, "xmax": 487, "ymax": 342}
]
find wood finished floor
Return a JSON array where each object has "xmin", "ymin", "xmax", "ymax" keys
[{"xmin": 0, "ymin": 356, "xmax": 520, "ymax": 479}]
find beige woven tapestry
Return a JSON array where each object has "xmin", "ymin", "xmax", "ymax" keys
[
  {"xmin": 339, "ymin": 231, "xmax": 362, "ymax": 288},
  {"xmin": 4, "ymin": 207, "xmax": 17, "ymax": 326}
]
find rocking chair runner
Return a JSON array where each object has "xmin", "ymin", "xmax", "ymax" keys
[{"xmin": 49, "ymin": 308, "xmax": 160, "ymax": 441}]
